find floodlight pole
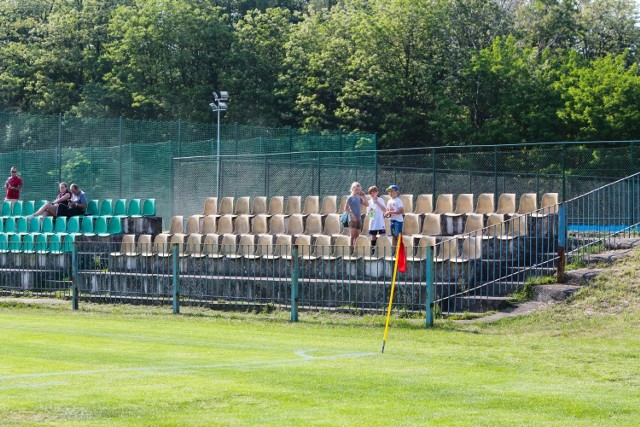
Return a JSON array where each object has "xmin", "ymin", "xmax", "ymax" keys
[
  {"xmin": 210, "ymin": 91, "xmax": 229, "ymax": 198},
  {"xmin": 216, "ymin": 106, "xmax": 221, "ymax": 197}
]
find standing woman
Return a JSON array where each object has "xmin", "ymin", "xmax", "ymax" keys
[
  {"xmin": 5, "ymin": 166, "xmax": 23, "ymax": 201},
  {"xmin": 30, "ymin": 182, "xmax": 71, "ymax": 218},
  {"xmin": 345, "ymin": 181, "xmax": 368, "ymax": 248}
]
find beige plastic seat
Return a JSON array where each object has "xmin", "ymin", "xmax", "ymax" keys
[
  {"xmin": 414, "ymin": 194, "xmax": 433, "ymax": 214},
  {"xmin": 380, "ymin": 195, "xmax": 390, "ymax": 204},
  {"xmin": 264, "ymin": 234, "xmax": 293, "ymax": 260},
  {"xmin": 233, "ymin": 215, "xmax": 251, "ymax": 235},
  {"xmin": 268, "ymin": 215, "xmax": 286, "ymax": 235},
  {"xmin": 110, "ymin": 234, "xmax": 136, "ymax": 257},
  {"xmin": 203, "ymin": 234, "xmax": 223, "ymax": 258},
  {"xmin": 399, "ymin": 194, "xmax": 414, "ymax": 214},
  {"xmin": 402, "ymin": 213, "xmax": 422, "ymax": 236},
  {"xmin": 313, "ymin": 235, "xmax": 336, "ymax": 260},
  {"xmin": 344, "ymin": 235, "xmax": 372, "ymax": 261},
  {"xmin": 168, "ymin": 215, "xmax": 184, "ymax": 234},
  {"xmin": 412, "ymin": 236, "xmax": 437, "ymax": 262},
  {"xmin": 151, "ymin": 233, "xmax": 171, "ymax": 257},
  {"xmin": 219, "ymin": 197, "xmax": 235, "ymax": 216},
  {"xmin": 506, "ymin": 215, "xmax": 528, "ymax": 237},
  {"xmin": 451, "ymin": 237, "xmax": 482, "ymax": 262},
  {"xmin": 295, "ymin": 235, "xmax": 316, "ymax": 260},
  {"xmin": 532, "ymin": 193, "xmax": 559, "ymax": 217},
  {"xmin": 339, "ymin": 195, "xmax": 349, "ymax": 213},
  {"xmin": 185, "ymin": 215, "xmax": 201, "ymax": 234},
  {"xmin": 251, "ymin": 196, "xmax": 268, "ymax": 215},
  {"xmin": 192, "ymin": 197, "xmax": 218, "ymax": 220},
  {"xmin": 267, "ymin": 196, "xmax": 284, "ymax": 215},
  {"xmin": 302, "ymin": 214, "xmax": 323, "ymax": 236},
  {"xmin": 219, "ymin": 233, "xmax": 238, "ymax": 257},
  {"xmin": 419, "ymin": 213, "xmax": 442, "ymax": 236},
  {"xmin": 449, "ymin": 194, "xmax": 474, "ymax": 216},
  {"xmin": 461, "ymin": 213, "xmax": 484, "ymax": 236},
  {"xmin": 302, "ymin": 195, "xmax": 320, "ymax": 215},
  {"xmin": 255, "ymin": 234, "xmax": 274, "ymax": 258},
  {"xmin": 475, "ymin": 193, "xmax": 495, "ymax": 215},
  {"xmin": 201, "ymin": 215, "xmax": 217, "ymax": 234},
  {"xmin": 186, "ymin": 233, "xmax": 205, "ymax": 258},
  {"xmin": 496, "ymin": 193, "xmax": 516, "ymax": 215},
  {"xmin": 433, "ymin": 194, "xmax": 454, "ymax": 214},
  {"xmin": 320, "ymin": 195, "xmax": 337, "ymax": 215},
  {"xmin": 170, "ymin": 234, "xmax": 187, "ymax": 257},
  {"xmin": 378, "ymin": 236, "xmax": 395, "ymax": 261},
  {"xmin": 434, "ymin": 237, "xmax": 458, "ymax": 262},
  {"xmin": 285, "ymin": 196, "xmax": 302, "ymax": 215},
  {"xmin": 286, "ymin": 214, "xmax": 305, "ymax": 236},
  {"xmin": 320, "ymin": 213, "xmax": 342, "ymax": 237},
  {"xmin": 517, "ymin": 193, "xmax": 537, "ymax": 214},
  {"xmin": 235, "ymin": 197, "xmax": 251, "ymax": 215},
  {"xmin": 485, "ymin": 214, "xmax": 507, "ymax": 238},
  {"xmin": 402, "ymin": 235, "xmax": 415, "ymax": 261},
  {"xmin": 216, "ymin": 216, "xmax": 234, "ymax": 234},
  {"xmin": 333, "ymin": 235, "xmax": 352, "ymax": 259},
  {"xmin": 251, "ymin": 214, "xmax": 269, "ymax": 234},
  {"xmin": 137, "ymin": 234, "xmax": 153, "ymax": 257},
  {"xmin": 235, "ymin": 234, "xmax": 257, "ymax": 259}
]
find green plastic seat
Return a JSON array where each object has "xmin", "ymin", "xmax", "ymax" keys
[
  {"xmin": 66, "ymin": 216, "xmax": 81, "ymax": 234},
  {"xmin": 9, "ymin": 233, "xmax": 21, "ymax": 252},
  {"xmin": 28, "ymin": 217, "xmax": 41, "ymax": 233},
  {"xmin": 16, "ymin": 217, "xmax": 28, "ymax": 234},
  {"xmin": 48, "ymin": 234, "xmax": 63, "ymax": 254},
  {"xmin": 99, "ymin": 217, "xmax": 122, "ymax": 237},
  {"xmin": 0, "ymin": 233, "xmax": 8, "ymax": 253},
  {"xmin": 142, "ymin": 199, "xmax": 156, "ymax": 216},
  {"xmin": 1, "ymin": 201, "xmax": 12, "ymax": 217},
  {"xmin": 22, "ymin": 234, "xmax": 35, "ymax": 253},
  {"xmin": 99, "ymin": 199, "xmax": 113, "ymax": 216},
  {"xmin": 81, "ymin": 216, "xmax": 94, "ymax": 234},
  {"xmin": 0, "ymin": 219, "xmax": 3, "ymax": 233},
  {"xmin": 35, "ymin": 200, "xmax": 47, "ymax": 211},
  {"xmin": 113, "ymin": 199, "xmax": 127, "ymax": 216},
  {"xmin": 86, "ymin": 199, "xmax": 100, "ymax": 216},
  {"xmin": 63, "ymin": 234, "xmax": 76, "ymax": 253},
  {"xmin": 85, "ymin": 216, "xmax": 108, "ymax": 236},
  {"xmin": 41, "ymin": 216, "xmax": 54, "ymax": 233},
  {"xmin": 23, "ymin": 200, "xmax": 35, "ymax": 216},
  {"xmin": 12, "ymin": 200, "xmax": 23, "ymax": 216},
  {"xmin": 127, "ymin": 199, "xmax": 141, "ymax": 216},
  {"xmin": 35, "ymin": 234, "xmax": 48, "ymax": 253},
  {"xmin": 53, "ymin": 216, "xmax": 67, "ymax": 234},
  {"xmin": 4, "ymin": 217, "xmax": 17, "ymax": 234}
]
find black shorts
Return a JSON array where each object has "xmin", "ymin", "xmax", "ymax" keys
[
  {"xmin": 56, "ymin": 204, "xmax": 85, "ymax": 217},
  {"xmin": 369, "ymin": 229, "xmax": 386, "ymax": 236}
]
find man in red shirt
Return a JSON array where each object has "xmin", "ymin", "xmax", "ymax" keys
[{"xmin": 5, "ymin": 167, "xmax": 23, "ymax": 201}]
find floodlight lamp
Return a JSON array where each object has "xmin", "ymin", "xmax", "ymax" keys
[
  {"xmin": 219, "ymin": 91, "xmax": 229, "ymax": 101},
  {"xmin": 209, "ymin": 102, "xmax": 216, "ymax": 111},
  {"xmin": 217, "ymin": 102, "xmax": 228, "ymax": 111},
  {"xmin": 212, "ymin": 91, "xmax": 219, "ymax": 101}
]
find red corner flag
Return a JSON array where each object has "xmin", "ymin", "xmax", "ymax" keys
[{"xmin": 397, "ymin": 235, "xmax": 407, "ymax": 273}]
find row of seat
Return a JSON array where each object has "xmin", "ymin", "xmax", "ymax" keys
[
  {"xmin": 0, "ymin": 215, "xmax": 124, "ymax": 237},
  {"xmin": 167, "ymin": 211, "xmax": 531, "ymax": 240},
  {"xmin": 0, "ymin": 198, "xmax": 156, "ymax": 218},
  {"xmin": 196, "ymin": 193, "xmax": 559, "ymax": 217},
  {"xmin": 0, "ymin": 232, "xmax": 75, "ymax": 254}
]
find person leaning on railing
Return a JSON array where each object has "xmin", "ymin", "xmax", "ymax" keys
[{"xmin": 58, "ymin": 183, "xmax": 88, "ymax": 217}]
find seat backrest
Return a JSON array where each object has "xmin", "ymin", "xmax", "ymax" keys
[
  {"xmin": 169, "ymin": 215, "xmax": 184, "ymax": 234},
  {"xmin": 203, "ymin": 234, "xmax": 221, "ymax": 256},
  {"xmin": 86, "ymin": 199, "xmax": 100, "ymax": 215},
  {"xmin": 153, "ymin": 233, "xmax": 170, "ymax": 255},
  {"xmin": 66, "ymin": 216, "xmax": 81, "ymax": 234},
  {"xmin": 255, "ymin": 234, "xmax": 274, "ymax": 257},
  {"xmin": 251, "ymin": 214, "xmax": 269, "ymax": 234},
  {"xmin": 35, "ymin": 234, "xmax": 48, "ymax": 253},
  {"xmin": 302, "ymin": 195, "xmax": 319, "ymax": 215},
  {"xmin": 304, "ymin": 214, "xmax": 323, "ymax": 235},
  {"xmin": 54, "ymin": 216, "xmax": 67, "ymax": 233},
  {"xmin": 486, "ymin": 213, "xmax": 507, "ymax": 237},
  {"xmin": 414, "ymin": 194, "xmax": 433, "ymax": 214},
  {"xmin": 267, "ymin": 196, "xmax": 284, "ymax": 215},
  {"xmin": 21, "ymin": 233, "xmax": 34, "ymax": 252},
  {"xmin": 16, "ymin": 217, "xmax": 28, "ymax": 233},
  {"xmin": 403, "ymin": 213, "xmax": 422, "ymax": 235},
  {"xmin": 399, "ymin": 194, "xmax": 413, "ymax": 214},
  {"xmin": 402, "ymin": 235, "xmax": 415, "ymax": 259},
  {"xmin": 251, "ymin": 196, "xmax": 267, "ymax": 215},
  {"xmin": 127, "ymin": 199, "xmax": 141, "ymax": 216},
  {"xmin": 1, "ymin": 200, "xmax": 12, "ymax": 216},
  {"xmin": 235, "ymin": 197, "xmax": 251, "ymax": 215},
  {"xmin": 496, "ymin": 193, "xmax": 516, "ymax": 214},
  {"xmin": 268, "ymin": 215, "xmax": 286, "ymax": 235},
  {"xmin": 320, "ymin": 195, "xmax": 337, "ymax": 215},
  {"xmin": 93, "ymin": 216, "xmax": 109, "ymax": 234},
  {"xmin": 420, "ymin": 213, "xmax": 441, "ymax": 235},
  {"xmin": 142, "ymin": 198, "xmax": 156, "ymax": 216},
  {"xmin": 322, "ymin": 213, "xmax": 342, "ymax": 235},
  {"xmin": 313, "ymin": 235, "xmax": 333, "ymax": 258},
  {"xmin": 461, "ymin": 236, "xmax": 482, "ymax": 260},
  {"xmin": 475, "ymin": 193, "xmax": 495, "ymax": 214},
  {"xmin": 376, "ymin": 236, "xmax": 393, "ymax": 258},
  {"xmin": 295, "ymin": 234, "xmax": 313, "ymax": 258},
  {"xmin": 113, "ymin": 199, "xmax": 127, "ymax": 216},
  {"xmin": 434, "ymin": 194, "xmax": 454, "ymax": 214},
  {"xmin": 219, "ymin": 197, "xmax": 235, "ymax": 215},
  {"xmin": 185, "ymin": 216, "xmax": 201, "ymax": 234},
  {"xmin": 454, "ymin": 194, "xmax": 474, "ymax": 214},
  {"xmin": 8, "ymin": 233, "xmax": 21, "ymax": 252},
  {"xmin": 4, "ymin": 217, "xmax": 17, "ymax": 233},
  {"xmin": 80, "ymin": 216, "xmax": 94, "ymax": 234},
  {"xmin": 463, "ymin": 213, "xmax": 484, "ymax": 235},
  {"xmin": 508, "ymin": 215, "xmax": 528, "ymax": 237},
  {"xmin": 23, "ymin": 200, "xmax": 35, "ymax": 216},
  {"xmin": 201, "ymin": 215, "xmax": 217, "ymax": 234},
  {"xmin": 203, "ymin": 197, "xmax": 218, "ymax": 215},
  {"xmin": 517, "ymin": 193, "xmax": 537, "ymax": 214},
  {"xmin": 339, "ymin": 195, "xmax": 349, "ymax": 213},
  {"xmin": 540, "ymin": 193, "xmax": 559, "ymax": 214},
  {"xmin": 100, "ymin": 199, "xmax": 113, "ymax": 216},
  {"xmin": 28, "ymin": 217, "xmax": 41, "ymax": 233},
  {"xmin": 186, "ymin": 233, "xmax": 203, "ymax": 256},
  {"xmin": 436, "ymin": 237, "xmax": 459, "ymax": 261},
  {"xmin": 216, "ymin": 216, "xmax": 234, "ymax": 234},
  {"xmin": 234, "ymin": 215, "xmax": 251, "ymax": 235},
  {"xmin": 169, "ymin": 233, "xmax": 186, "ymax": 254},
  {"xmin": 286, "ymin": 214, "xmax": 304, "ymax": 235},
  {"xmin": 285, "ymin": 196, "xmax": 301, "ymax": 215},
  {"xmin": 273, "ymin": 234, "xmax": 292, "ymax": 257},
  {"xmin": 220, "ymin": 233, "xmax": 238, "ymax": 256},
  {"xmin": 137, "ymin": 234, "xmax": 153, "ymax": 255},
  {"xmin": 237, "ymin": 234, "xmax": 256, "ymax": 257},
  {"xmin": 333, "ymin": 235, "xmax": 351, "ymax": 258},
  {"xmin": 62, "ymin": 234, "xmax": 76, "ymax": 253},
  {"xmin": 12, "ymin": 200, "xmax": 23, "ymax": 216},
  {"xmin": 107, "ymin": 217, "xmax": 123, "ymax": 234},
  {"xmin": 351, "ymin": 235, "xmax": 371, "ymax": 259},
  {"xmin": 120, "ymin": 235, "xmax": 136, "ymax": 254},
  {"xmin": 415, "ymin": 236, "xmax": 437, "ymax": 260}
]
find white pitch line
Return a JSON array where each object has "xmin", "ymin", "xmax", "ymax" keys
[{"xmin": 0, "ymin": 350, "xmax": 377, "ymax": 382}]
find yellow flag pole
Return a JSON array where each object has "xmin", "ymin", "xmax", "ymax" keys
[{"xmin": 381, "ymin": 233, "xmax": 402, "ymax": 353}]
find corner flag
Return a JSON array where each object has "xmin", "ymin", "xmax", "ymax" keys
[{"xmin": 397, "ymin": 236, "xmax": 406, "ymax": 273}]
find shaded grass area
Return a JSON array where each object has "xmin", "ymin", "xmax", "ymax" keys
[{"xmin": 1, "ymin": 249, "xmax": 640, "ymax": 426}]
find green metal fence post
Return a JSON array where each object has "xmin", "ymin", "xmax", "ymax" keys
[
  {"xmin": 172, "ymin": 244, "xmax": 180, "ymax": 314},
  {"xmin": 432, "ymin": 148, "xmax": 437, "ymax": 198},
  {"xmin": 291, "ymin": 247, "xmax": 299, "ymax": 322},
  {"xmin": 58, "ymin": 113, "xmax": 62, "ymax": 184},
  {"xmin": 425, "ymin": 246, "xmax": 434, "ymax": 328},
  {"xmin": 562, "ymin": 143, "xmax": 567, "ymax": 202},
  {"xmin": 317, "ymin": 152, "xmax": 321, "ymax": 197},
  {"xmin": 557, "ymin": 203, "xmax": 567, "ymax": 283},
  {"xmin": 264, "ymin": 155, "xmax": 269, "ymax": 198},
  {"xmin": 118, "ymin": 117, "xmax": 123, "ymax": 199},
  {"xmin": 72, "ymin": 243, "xmax": 78, "ymax": 311},
  {"xmin": 177, "ymin": 120, "xmax": 182, "ymax": 158},
  {"xmin": 494, "ymin": 145, "xmax": 498, "ymax": 207}
]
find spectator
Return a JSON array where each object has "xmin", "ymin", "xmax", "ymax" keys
[
  {"xmin": 57, "ymin": 183, "xmax": 87, "ymax": 217},
  {"xmin": 384, "ymin": 184, "xmax": 404, "ymax": 248},
  {"xmin": 30, "ymin": 182, "xmax": 71, "ymax": 218},
  {"xmin": 366, "ymin": 186, "xmax": 387, "ymax": 255},
  {"xmin": 345, "ymin": 181, "xmax": 368, "ymax": 248},
  {"xmin": 5, "ymin": 166, "xmax": 23, "ymax": 201}
]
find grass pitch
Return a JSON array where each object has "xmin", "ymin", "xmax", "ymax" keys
[{"xmin": 1, "ymin": 250, "xmax": 640, "ymax": 426}]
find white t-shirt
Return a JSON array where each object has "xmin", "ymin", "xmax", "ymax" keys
[
  {"xmin": 367, "ymin": 198, "xmax": 386, "ymax": 231},
  {"xmin": 387, "ymin": 197, "xmax": 404, "ymax": 222}
]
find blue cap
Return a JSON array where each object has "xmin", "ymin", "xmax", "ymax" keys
[{"xmin": 386, "ymin": 185, "xmax": 399, "ymax": 192}]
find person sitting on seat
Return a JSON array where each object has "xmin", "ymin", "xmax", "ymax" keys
[
  {"xmin": 57, "ymin": 183, "xmax": 87, "ymax": 217},
  {"xmin": 30, "ymin": 182, "xmax": 72, "ymax": 218}
]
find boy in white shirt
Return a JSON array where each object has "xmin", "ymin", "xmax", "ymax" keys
[
  {"xmin": 366, "ymin": 186, "xmax": 387, "ymax": 254},
  {"xmin": 384, "ymin": 184, "xmax": 404, "ymax": 247}
]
